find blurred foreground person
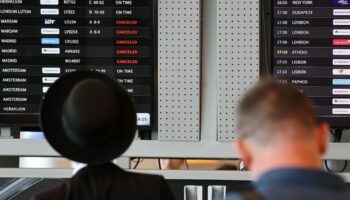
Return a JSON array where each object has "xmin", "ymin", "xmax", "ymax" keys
[
  {"xmin": 33, "ymin": 71, "xmax": 175, "ymax": 200},
  {"xmin": 227, "ymin": 78, "xmax": 350, "ymax": 200}
]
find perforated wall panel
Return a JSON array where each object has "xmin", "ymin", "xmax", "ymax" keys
[
  {"xmin": 217, "ymin": 0, "xmax": 260, "ymax": 142},
  {"xmin": 158, "ymin": 0, "xmax": 201, "ymax": 141}
]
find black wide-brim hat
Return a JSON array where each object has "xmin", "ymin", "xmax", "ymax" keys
[{"xmin": 40, "ymin": 71, "xmax": 136, "ymax": 164}]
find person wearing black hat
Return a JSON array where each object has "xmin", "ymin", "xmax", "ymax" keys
[{"xmin": 33, "ymin": 71, "xmax": 176, "ymax": 200}]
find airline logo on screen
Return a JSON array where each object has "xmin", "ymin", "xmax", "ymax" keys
[
  {"xmin": 334, "ymin": 0, "xmax": 350, "ymax": 6},
  {"xmin": 333, "ymin": 39, "xmax": 350, "ymax": 45},
  {"xmin": 40, "ymin": 0, "xmax": 59, "ymax": 5}
]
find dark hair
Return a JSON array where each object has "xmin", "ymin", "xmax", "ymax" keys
[{"xmin": 238, "ymin": 78, "xmax": 316, "ymax": 140}]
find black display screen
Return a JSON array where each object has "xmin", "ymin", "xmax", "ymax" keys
[
  {"xmin": 261, "ymin": 0, "xmax": 350, "ymax": 128},
  {"xmin": 0, "ymin": 0, "xmax": 156, "ymax": 129}
]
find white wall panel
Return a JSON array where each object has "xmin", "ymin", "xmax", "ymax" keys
[
  {"xmin": 217, "ymin": 0, "xmax": 260, "ymax": 141},
  {"xmin": 158, "ymin": 0, "xmax": 201, "ymax": 141}
]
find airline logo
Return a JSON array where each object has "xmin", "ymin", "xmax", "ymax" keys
[
  {"xmin": 42, "ymin": 77, "xmax": 59, "ymax": 84},
  {"xmin": 40, "ymin": 0, "xmax": 59, "ymax": 5},
  {"xmin": 334, "ymin": 9, "xmax": 350, "ymax": 15},
  {"xmin": 41, "ymin": 38, "xmax": 60, "ymax": 45},
  {"xmin": 41, "ymin": 48, "xmax": 60, "ymax": 54},
  {"xmin": 334, "ymin": 19, "xmax": 350, "ymax": 25},
  {"xmin": 333, "ymin": 88, "xmax": 350, "ymax": 95},
  {"xmin": 333, "ymin": 98, "xmax": 350, "ymax": 105},
  {"xmin": 40, "ymin": 9, "xmax": 59, "ymax": 15},
  {"xmin": 137, "ymin": 113, "xmax": 151, "ymax": 126},
  {"xmin": 333, "ymin": 69, "xmax": 350, "ymax": 75},
  {"xmin": 333, "ymin": 79, "xmax": 350, "ymax": 85},
  {"xmin": 333, "ymin": 29, "xmax": 350, "ymax": 35},
  {"xmin": 41, "ymin": 28, "xmax": 60, "ymax": 35},
  {"xmin": 44, "ymin": 19, "xmax": 56, "ymax": 25},
  {"xmin": 333, "ymin": 49, "xmax": 350, "ymax": 55},
  {"xmin": 334, "ymin": 0, "xmax": 350, "ymax": 6},
  {"xmin": 332, "ymin": 88, "xmax": 350, "ymax": 95},
  {"xmin": 333, "ymin": 39, "xmax": 350, "ymax": 45},
  {"xmin": 42, "ymin": 67, "xmax": 60, "ymax": 74},
  {"xmin": 333, "ymin": 59, "xmax": 350, "ymax": 65},
  {"xmin": 333, "ymin": 108, "xmax": 350, "ymax": 114},
  {"xmin": 42, "ymin": 86, "xmax": 49, "ymax": 93}
]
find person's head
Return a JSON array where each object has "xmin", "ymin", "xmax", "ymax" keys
[
  {"xmin": 235, "ymin": 78, "xmax": 329, "ymax": 177},
  {"xmin": 41, "ymin": 71, "xmax": 136, "ymax": 165}
]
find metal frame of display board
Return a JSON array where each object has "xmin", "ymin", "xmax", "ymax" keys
[
  {"xmin": 0, "ymin": 0, "xmax": 349, "ymax": 183},
  {"xmin": 0, "ymin": 139, "xmax": 348, "ymax": 160}
]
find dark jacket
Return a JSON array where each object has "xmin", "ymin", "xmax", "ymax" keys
[
  {"xmin": 227, "ymin": 168, "xmax": 350, "ymax": 200},
  {"xmin": 33, "ymin": 163, "xmax": 176, "ymax": 200}
]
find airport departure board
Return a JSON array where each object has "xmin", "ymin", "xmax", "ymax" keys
[
  {"xmin": 270, "ymin": 0, "xmax": 350, "ymax": 127},
  {"xmin": 0, "ymin": 0, "xmax": 156, "ymax": 128}
]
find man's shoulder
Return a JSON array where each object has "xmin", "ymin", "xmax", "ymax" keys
[
  {"xmin": 123, "ymin": 170, "xmax": 165, "ymax": 182},
  {"xmin": 226, "ymin": 193, "xmax": 245, "ymax": 200},
  {"xmin": 226, "ymin": 191, "xmax": 263, "ymax": 200},
  {"xmin": 78, "ymin": 165, "xmax": 166, "ymax": 185},
  {"xmin": 113, "ymin": 171, "xmax": 176, "ymax": 200},
  {"xmin": 124, "ymin": 170, "xmax": 163, "ymax": 178}
]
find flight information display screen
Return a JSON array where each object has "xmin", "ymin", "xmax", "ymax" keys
[
  {"xmin": 269, "ymin": 0, "xmax": 350, "ymax": 127},
  {"xmin": 0, "ymin": 0, "xmax": 156, "ymax": 128}
]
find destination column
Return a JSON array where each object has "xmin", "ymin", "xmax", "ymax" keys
[{"xmin": 0, "ymin": 1, "xmax": 41, "ymax": 117}]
